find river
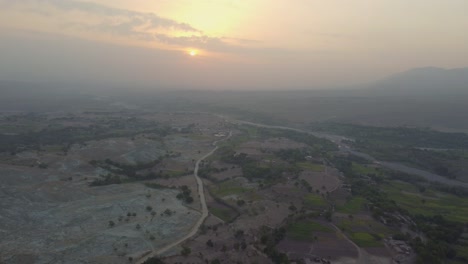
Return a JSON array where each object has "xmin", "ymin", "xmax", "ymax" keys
[{"xmin": 227, "ymin": 118, "xmax": 468, "ymax": 188}]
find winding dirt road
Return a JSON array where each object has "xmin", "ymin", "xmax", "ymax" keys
[{"xmin": 136, "ymin": 131, "xmax": 232, "ymax": 264}]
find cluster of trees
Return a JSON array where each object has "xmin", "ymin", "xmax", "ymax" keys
[
  {"xmin": 242, "ymin": 163, "xmax": 281, "ymax": 181},
  {"xmin": 89, "ymin": 158, "xmax": 168, "ymax": 186},
  {"xmin": 206, "ymin": 187, "xmax": 241, "ymax": 223},
  {"xmin": 89, "ymin": 174, "xmax": 122, "ymax": 186},
  {"xmin": 218, "ymin": 146, "xmax": 252, "ymax": 165},
  {"xmin": 197, "ymin": 167, "xmax": 219, "ymax": 182},
  {"xmin": 275, "ymin": 148, "xmax": 309, "ymax": 163},
  {"xmin": 256, "ymin": 127, "xmax": 337, "ymax": 153},
  {"xmin": 176, "ymin": 185, "xmax": 194, "ymax": 204},
  {"xmin": 430, "ymin": 183, "xmax": 468, "ymax": 197},
  {"xmin": 332, "ymin": 156, "xmax": 405, "ymax": 223},
  {"xmin": 332, "ymin": 154, "xmax": 468, "ymax": 263},
  {"xmin": 174, "ymin": 123, "xmax": 196, "ymax": 134},
  {"xmin": 216, "ymin": 146, "xmax": 303, "ymax": 184},
  {"xmin": 313, "ymin": 122, "xmax": 468, "ymax": 149},
  {"xmin": 142, "ymin": 257, "xmax": 165, "ymax": 264},
  {"xmin": 0, "ymin": 127, "xmax": 91, "ymax": 153},
  {"xmin": 259, "ymin": 226, "xmax": 290, "ymax": 264},
  {"xmin": 0, "ymin": 117, "xmax": 171, "ymax": 153},
  {"xmin": 318, "ymin": 122, "xmax": 468, "ymax": 179},
  {"xmin": 99, "ymin": 158, "xmax": 162, "ymax": 175},
  {"xmin": 298, "ymin": 179, "xmax": 313, "ymax": 193},
  {"xmin": 410, "ymin": 215, "xmax": 465, "ymax": 263}
]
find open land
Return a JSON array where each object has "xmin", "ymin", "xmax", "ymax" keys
[{"xmin": 1, "ymin": 105, "xmax": 468, "ymax": 264}]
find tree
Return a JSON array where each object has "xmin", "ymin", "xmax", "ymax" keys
[
  {"xmin": 142, "ymin": 257, "xmax": 165, "ymax": 264},
  {"xmin": 324, "ymin": 210, "xmax": 332, "ymax": 222},
  {"xmin": 163, "ymin": 209, "xmax": 173, "ymax": 216},
  {"xmin": 181, "ymin": 246, "xmax": 191, "ymax": 257},
  {"xmin": 206, "ymin": 239, "xmax": 214, "ymax": 247},
  {"xmin": 235, "ymin": 230, "xmax": 245, "ymax": 239}
]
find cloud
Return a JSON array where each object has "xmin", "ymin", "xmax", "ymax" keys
[
  {"xmin": 46, "ymin": 0, "xmax": 200, "ymax": 33},
  {"xmin": 2, "ymin": 0, "xmax": 291, "ymax": 57},
  {"xmin": 4, "ymin": 0, "xmax": 201, "ymax": 39}
]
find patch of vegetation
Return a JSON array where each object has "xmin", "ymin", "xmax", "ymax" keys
[
  {"xmin": 0, "ymin": 117, "xmax": 170, "ymax": 153},
  {"xmin": 383, "ymin": 181, "xmax": 468, "ymax": 223},
  {"xmin": 410, "ymin": 215, "xmax": 465, "ymax": 263},
  {"xmin": 176, "ymin": 185, "xmax": 194, "ymax": 204},
  {"xmin": 313, "ymin": 122, "xmax": 468, "ymax": 149},
  {"xmin": 89, "ymin": 174, "xmax": 122, "ymax": 186},
  {"xmin": 88, "ymin": 158, "xmax": 169, "ymax": 185},
  {"xmin": 142, "ymin": 257, "xmax": 166, "ymax": 264},
  {"xmin": 144, "ymin": 183, "xmax": 172, "ymax": 189},
  {"xmin": 303, "ymin": 193, "xmax": 327, "ymax": 208},
  {"xmin": 259, "ymin": 226, "xmax": 290, "ymax": 264},
  {"xmin": 207, "ymin": 105, "xmax": 285, "ymax": 126},
  {"xmin": 163, "ymin": 170, "xmax": 186, "ymax": 177},
  {"xmin": 349, "ymin": 232, "xmax": 383, "ymax": 247},
  {"xmin": 210, "ymin": 180, "xmax": 249, "ymax": 197},
  {"xmin": 287, "ymin": 220, "xmax": 332, "ymax": 241},
  {"xmin": 207, "ymin": 182, "xmax": 241, "ymax": 222},
  {"xmin": 315, "ymin": 123, "xmax": 468, "ymax": 179},
  {"xmin": 338, "ymin": 217, "xmax": 390, "ymax": 243},
  {"xmin": 332, "ymin": 154, "xmax": 468, "ymax": 262},
  {"xmin": 297, "ymin": 162, "xmax": 324, "ymax": 171},
  {"xmin": 351, "ymin": 163, "xmax": 382, "ymax": 176},
  {"xmin": 181, "ymin": 246, "xmax": 191, "ymax": 257},
  {"xmin": 336, "ymin": 196, "xmax": 366, "ymax": 214},
  {"xmin": 256, "ymin": 126, "xmax": 337, "ymax": 153},
  {"xmin": 275, "ymin": 148, "xmax": 308, "ymax": 163},
  {"xmin": 241, "ymin": 162, "xmax": 301, "ymax": 184},
  {"xmin": 209, "ymin": 206, "xmax": 238, "ymax": 222}
]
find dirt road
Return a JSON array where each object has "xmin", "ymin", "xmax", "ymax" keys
[{"xmin": 136, "ymin": 131, "xmax": 231, "ymax": 263}]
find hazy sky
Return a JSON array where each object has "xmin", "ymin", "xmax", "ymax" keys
[{"xmin": 1, "ymin": 0, "xmax": 468, "ymax": 90}]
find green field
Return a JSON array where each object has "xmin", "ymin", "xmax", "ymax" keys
[
  {"xmin": 43, "ymin": 144, "xmax": 66, "ymax": 152},
  {"xmin": 164, "ymin": 170, "xmax": 187, "ymax": 177},
  {"xmin": 351, "ymin": 163, "xmax": 382, "ymax": 176},
  {"xmin": 454, "ymin": 244, "xmax": 468, "ymax": 261},
  {"xmin": 336, "ymin": 196, "xmax": 366, "ymax": 214},
  {"xmin": 210, "ymin": 180, "xmax": 249, "ymax": 197},
  {"xmin": 209, "ymin": 205, "xmax": 238, "ymax": 222},
  {"xmin": 297, "ymin": 162, "xmax": 324, "ymax": 172},
  {"xmin": 246, "ymin": 127, "xmax": 259, "ymax": 138},
  {"xmin": 383, "ymin": 182, "xmax": 468, "ymax": 223},
  {"xmin": 287, "ymin": 220, "xmax": 332, "ymax": 241},
  {"xmin": 303, "ymin": 193, "xmax": 327, "ymax": 208},
  {"xmin": 338, "ymin": 218, "xmax": 390, "ymax": 248},
  {"xmin": 349, "ymin": 232, "xmax": 383, "ymax": 247}
]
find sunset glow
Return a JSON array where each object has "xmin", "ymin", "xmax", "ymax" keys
[{"xmin": 1, "ymin": 0, "xmax": 468, "ymax": 89}]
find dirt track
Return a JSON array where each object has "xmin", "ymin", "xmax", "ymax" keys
[{"xmin": 136, "ymin": 131, "xmax": 231, "ymax": 263}]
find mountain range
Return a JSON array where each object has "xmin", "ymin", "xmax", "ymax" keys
[{"xmin": 367, "ymin": 67, "xmax": 468, "ymax": 95}]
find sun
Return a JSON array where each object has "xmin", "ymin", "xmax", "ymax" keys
[{"xmin": 189, "ymin": 50, "xmax": 198, "ymax": 57}]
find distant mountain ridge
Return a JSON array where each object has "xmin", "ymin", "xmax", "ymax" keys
[{"xmin": 369, "ymin": 67, "xmax": 468, "ymax": 95}]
